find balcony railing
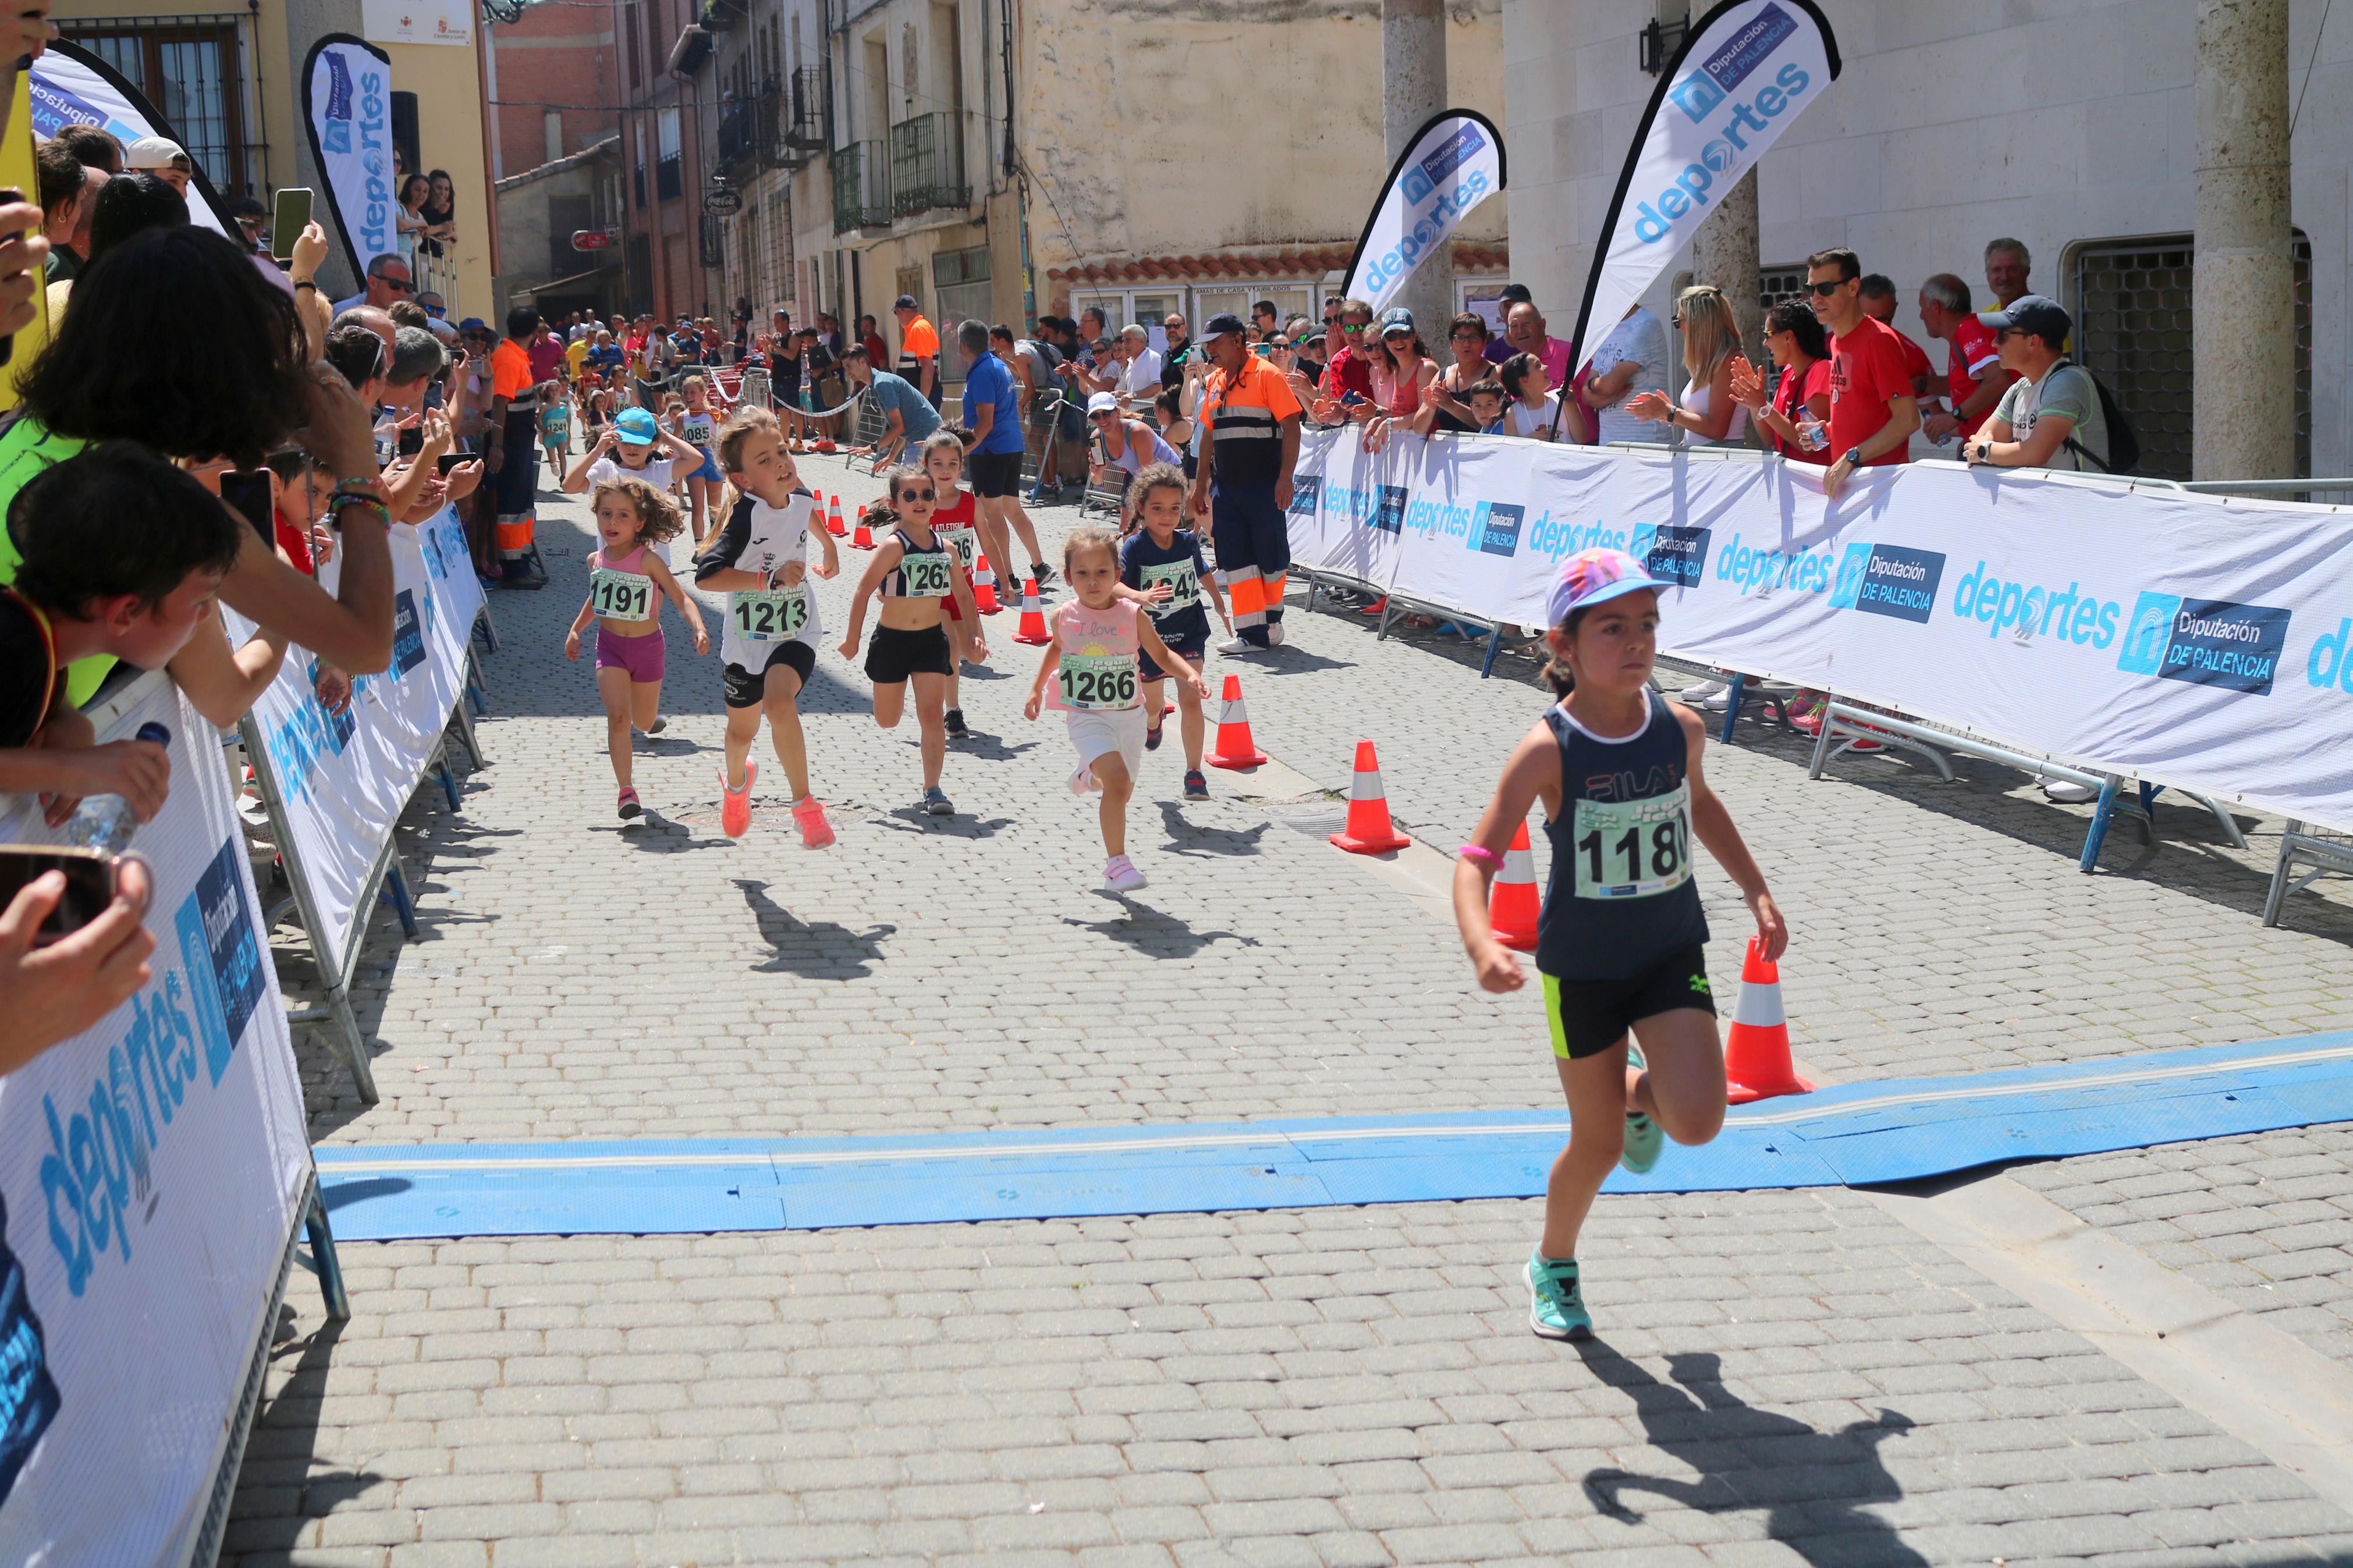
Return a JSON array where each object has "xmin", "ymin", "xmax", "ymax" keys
[
  {"xmin": 889, "ymin": 112, "xmax": 968, "ymax": 217},
  {"xmin": 830, "ymin": 141, "xmax": 891, "ymax": 232},
  {"xmin": 784, "ymin": 65, "xmax": 829, "ymax": 151},
  {"xmin": 715, "ymin": 81, "xmax": 778, "ymax": 176},
  {"xmin": 655, "ymin": 154, "xmax": 683, "ymax": 202}
]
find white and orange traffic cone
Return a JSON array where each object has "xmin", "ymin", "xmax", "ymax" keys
[
  {"xmin": 1489, "ymin": 822, "xmax": 1539, "ymax": 951},
  {"xmin": 1012, "ymin": 579, "xmax": 1053, "ymax": 645},
  {"xmin": 827, "ymin": 493, "xmax": 848, "ymax": 537},
  {"xmin": 1329, "ymin": 741, "xmax": 1412, "ymax": 854},
  {"xmin": 1205, "ymin": 674, "xmax": 1269, "ymax": 769},
  {"xmin": 851, "ymin": 505, "xmax": 875, "ymax": 549},
  {"xmin": 1723, "ymin": 937, "xmax": 1813, "ymax": 1104},
  {"xmin": 970, "ymin": 552, "xmax": 1002, "ymax": 614}
]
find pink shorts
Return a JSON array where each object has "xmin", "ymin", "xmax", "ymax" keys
[{"xmin": 595, "ymin": 627, "xmax": 666, "ymax": 682}]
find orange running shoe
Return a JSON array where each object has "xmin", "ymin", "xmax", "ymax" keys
[
  {"xmin": 720, "ymin": 761, "xmax": 755, "ymax": 837},
  {"xmin": 792, "ymin": 796, "xmax": 834, "ymax": 848}
]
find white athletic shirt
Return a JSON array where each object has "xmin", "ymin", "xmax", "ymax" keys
[{"xmin": 694, "ymin": 488, "xmax": 824, "ymax": 669}]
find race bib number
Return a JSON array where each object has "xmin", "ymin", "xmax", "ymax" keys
[
  {"xmin": 680, "ymin": 413, "xmax": 715, "ymax": 444},
  {"xmin": 590, "ymin": 567, "xmax": 654, "ymax": 623},
  {"xmin": 1058, "ymin": 650, "xmax": 1138, "ymax": 711},
  {"xmin": 1140, "ymin": 560, "xmax": 1199, "ymax": 616},
  {"xmin": 899, "ymin": 553, "xmax": 952, "ymax": 599},
  {"xmin": 1571, "ymin": 785, "xmax": 1691, "ymax": 899},
  {"xmin": 936, "ymin": 527, "xmax": 979, "ymax": 571},
  {"xmin": 732, "ymin": 586, "xmax": 810, "ymax": 642}
]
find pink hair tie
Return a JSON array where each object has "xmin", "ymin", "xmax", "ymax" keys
[{"xmin": 1457, "ymin": 844, "xmax": 1503, "ymax": 870}]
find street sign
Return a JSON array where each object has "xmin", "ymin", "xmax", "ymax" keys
[
  {"xmin": 570, "ymin": 229, "xmax": 614, "ymax": 251},
  {"xmin": 703, "ymin": 183, "xmax": 743, "ymax": 216}
]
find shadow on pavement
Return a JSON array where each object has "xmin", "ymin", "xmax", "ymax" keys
[
  {"xmin": 874, "ymin": 809, "xmax": 1016, "ymax": 838},
  {"xmin": 230, "ymin": 1318, "xmax": 380, "ymax": 1558},
  {"xmin": 1156, "ymin": 801, "xmax": 1270, "ymax": 856},
  {"xmin": 1578, "ymin": 1346, "xmax": 1923, "ymax": 1566},
  {"xmin": 1062, "ymin": 899, "xmax": 1262, "ymax": 958},
  {"xmin": 736, "ymin": 879, "xmax": 895, "ymax": 977}
]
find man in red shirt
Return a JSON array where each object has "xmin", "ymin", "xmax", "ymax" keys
[
  {"xmin": 1312, "ymin": 297, "xmax": 1378, "ymax": 421},
  {"xmin": 1858, "ymin": 275, "xmax": 1933, "ymax": 399},
  {"xmin": 1917, "ymin": 273, "xmax": 2013, "ymax": 445},
  {"xmin": 1808, "ymin": 247, "xmax": 1920, "ymax": 500}
]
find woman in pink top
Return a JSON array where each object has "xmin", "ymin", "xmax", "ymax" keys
[{"xmin": 1024, "ymin": 525, "xmax": 1208, "ymax": 893}]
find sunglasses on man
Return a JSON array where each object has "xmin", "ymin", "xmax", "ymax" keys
[{"xmin": 1804, "ymin": 279, "xmax": 1844, "ymax": 298}]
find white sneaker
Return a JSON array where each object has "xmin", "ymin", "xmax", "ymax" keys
[
  {"xmin": 1067, "ymin": 761, "xmax": 1099, "ymax": 796},
  {"xmin": 1680, "ymin": 678, "xmax": 1728, "ymax": 705},
  {"xmin": 1216, "ymin": 635, "xmax": 1257, "ymax": 656},
  {"xmin": 2042, "ymin": 778, "xmax": 2099, "ymax": 804},
  {"xmin": 1266, "ymin": 621, "xmax": 1286, "ymax": 646},
  {"xmin": 1104, "ymin": 854, "xmax": 1148, "ymax": 892}
]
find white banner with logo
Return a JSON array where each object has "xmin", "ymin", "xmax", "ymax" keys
[
  {"xmin": 237, "ymin": 508, "xmax": 477, "ymax": 979},
  {"xmin": 1570, "ymin": 0, "xmax": 1839, "ymax": 373},
  {"xmin": 0, "ymin": 675, "xmax": 310, "ymax": 1565},
  {"xmin": 1341, "ymin": 110, "xmax": 1507, "ymax": 317},
  {"xmin": 361, "ymin": 0, "xmax": 471, "ymax": 47},
  {"xmin": 301, "ymin": 35, "xmax": 399, "ymax": 282},
  {"xmin": 1288, "ymin": 431, "xmax": 2353, "ymax": 833}
]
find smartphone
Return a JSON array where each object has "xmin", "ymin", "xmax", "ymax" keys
[
  {"xmin": 271, "ymin": 187, "xmax": 313, "ymax": 263},
  {"xmin": 219, "ymin": 468, "xmax": 276, "ymax": 541},
  {"xmin": 0, "ymin": 845, "xmax": 115, "ymax": 941},
  {"xmin": 0, "ymin": 186, "xmax": 21, "ymax": 370},
  {"xmin": 398, "ymin": 426, "xmax": 425, "ymax": 458},
  {"xmin": 436, "ymin": 451, "xmax": 471, "ymax": 475},
  {"xmin": 1341, "ymin": 390, "xmax": 1366, "ymax": 408},
  {"xmin": 1251, "ymin": 344, "xmax": 1272, "ymax": 360}
]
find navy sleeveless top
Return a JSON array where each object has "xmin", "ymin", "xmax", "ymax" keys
[{"xmin": 1535, "ymin": 689, "xmax": 1709, "ymax": 981}]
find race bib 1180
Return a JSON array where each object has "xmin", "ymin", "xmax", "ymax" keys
[{"xmin": 1571, "ymin": 785, "xmax": 1691, "ymax": 899}]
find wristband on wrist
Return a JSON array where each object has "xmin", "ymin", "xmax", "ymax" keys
[{"xmin": 1457, "ymin": 844, "xmax": 1503, "ymax": 870}]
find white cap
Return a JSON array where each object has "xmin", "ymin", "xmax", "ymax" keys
[
  {"xmin": 1086, "ymin": 391, "xmax": 1120, "ymax": 416},
  {"xmin": 125, "ymin": 136, "xmax": 190, "ymax": 171}
]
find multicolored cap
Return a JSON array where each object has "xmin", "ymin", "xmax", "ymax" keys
[{"xmin": 1547, "ymin": 547, "xmax": 1673, "ymax": 626}]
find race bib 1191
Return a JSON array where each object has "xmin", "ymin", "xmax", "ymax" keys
[{"xmin": 590, "ymin": 568, "xmax": 654, "ymax": 623}]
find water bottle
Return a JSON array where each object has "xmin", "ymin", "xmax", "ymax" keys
[
  {"xmin": 64, "ymin": 722, "xmax": 171, "ymax": 855},
  {"xmin": 1797, "ymin": 416, "xmax": 1829, "ymax": 451}
]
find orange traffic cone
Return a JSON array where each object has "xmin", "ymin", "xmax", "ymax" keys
[
  {"xmin": 1723, "ymin": 937, "xmax": 1813, "ymax": 1104},
  {"xmin": 1206, "ymin": 674, "xmax": 1269, "ymax": 769},
  {"xmin": 827, "ymin": 494, "xmax": 847, "ymax": 537},
  {"xmin": 1489, "ymin": 822, "xmax": 1539, "ymax": 951},
  {"xmin": 1329, "ymin": 741, "xmax": 1412, "ymax": 854},
  {"xmin": 971, "ymin": 553, "xmax": 1002, "ymax": 614},
  {"xmin": 1012, "ymin": 579, "xmax": 1053, "ymax": 645},
  {"xmin": 851, "ymin": 506, "xmax": 874, "ymax": 549}
]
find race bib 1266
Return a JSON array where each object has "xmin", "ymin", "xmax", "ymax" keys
[{"xmin": 1058, "ymin": 650, "xmax": 1138, "ymax": 711}]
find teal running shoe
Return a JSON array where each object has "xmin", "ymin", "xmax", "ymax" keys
[
  {"xmin": 1527, "ymin": 1250, "xmax": 1592, "ymax": 1341},
  {"xmin": 1620, "ymin": 1110, "xmax": 1664, "ymax": 1175}
]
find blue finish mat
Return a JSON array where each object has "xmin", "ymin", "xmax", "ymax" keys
[{"xmin": 316, "ymin": 1033, "xmax": 2353, "ymax": 1240}]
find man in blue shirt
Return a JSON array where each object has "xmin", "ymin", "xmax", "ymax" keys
[
  {"xmin": 840, "ymin": 343, "xmax": 940, "ymax": 465},
  {"xmin": 956, "ymin": 319, "xmax": 1049, "ymax": 588}
]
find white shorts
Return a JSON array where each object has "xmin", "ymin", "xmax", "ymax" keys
[{"xmin": 1066, "ymin": 705, "xmax": 1148, "ymax": 782}]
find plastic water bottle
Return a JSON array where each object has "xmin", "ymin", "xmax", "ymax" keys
[
  {"xmin": 1797, "ymin": 415, "xmax": 1829, "ymax": 451},
  {"xmin": 64, "ymin": 721, "xmax": 170, "ymax": 855}
]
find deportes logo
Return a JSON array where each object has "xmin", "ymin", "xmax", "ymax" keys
[
  {"xmin": 1634, "ymin": 4, "xmax": 1813, "ymax": 244},
  {"xmin": 1826, "ymin": 542, "xmax": 1944, "ymax": 623},
  {"xmin": 2116, "ymin": 592, "xmax": 2291, "ymax": 696}
]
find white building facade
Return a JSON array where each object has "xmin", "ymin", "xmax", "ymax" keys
[{"xmin": 1502, "ymin": 0, "xmax": 2347, "ymax": 480}]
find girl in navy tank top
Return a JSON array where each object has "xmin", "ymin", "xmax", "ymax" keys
[{"xmin": 1450, "ymin": 547, "xmax": 1788, "ymax": 1341}]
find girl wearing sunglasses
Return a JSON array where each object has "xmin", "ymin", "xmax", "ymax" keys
[{"xmin": 837, "ymin": 465, "xmax": 987, "ymax": 816}]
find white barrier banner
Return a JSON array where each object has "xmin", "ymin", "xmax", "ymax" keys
[
  {"xmin": 240, "ymin": 509, "xmax": 475, "ymax": 977},
  {"xmin": 1288, "ymin": 431, "xmax": 2353, "ymax": 833},
  {"xmin": 0, "ymin": 677, "xmax": 310, "ymax": 1564}
]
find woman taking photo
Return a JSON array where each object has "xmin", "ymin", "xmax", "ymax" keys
[{"xmin": 1629, "ymin": 284, "xmax": 1750, "ymax": 447}]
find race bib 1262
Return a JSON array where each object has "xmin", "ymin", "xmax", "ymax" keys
[{"xmin": 898, "ymin": 553, "xmax": 952, "ymax": 599}]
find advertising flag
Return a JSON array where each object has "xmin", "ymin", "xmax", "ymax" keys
[
  {"xmin": 1341, "ymin": 109, "xmax": 1507, "ymax": 317},
  {"xmin": 1569, "ymin": 0, "xmax": 1839, "ymax": 373},
  {"xmin": 27, "ymin": 41, "xmax": 235, "ymax": 237},
  {"xmin": 301, "ymin": 35, "xmax": 398, "ymax": 281}
]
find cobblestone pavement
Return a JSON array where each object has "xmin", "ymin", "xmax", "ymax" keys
[{"xmin": 234, "ymin": 470, "xmax": 2353, "ymax": 1565}]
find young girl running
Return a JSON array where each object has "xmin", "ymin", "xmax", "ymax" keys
[
  {"xmin": 1451, "ymin": 547, "xmax": 1786, "ymax": 1341},
  {"xmin": 694, "ymin": 410, "xmax": 840, "ymax": 845},
  {"xmin": 675, "ymin": 373, "xmax": 725, "ymax": 544},
  {"xmin": 837, "ymin": 465, "xmax": 986, "ymax": 816},
  {"xmin": 1118, "ymin": 463, "xmax": 1232, "ymax": 801},
  {"xmin": 562, "ymin": 476, "xmax": 709, "ymax": 819},
  {"xmin": 919, "ymin": 429, "xmax": 984, "ymax": 739},
  {"xmin": 1024, "ymin": 526, "xmax": 1210, "ymax": 891}
]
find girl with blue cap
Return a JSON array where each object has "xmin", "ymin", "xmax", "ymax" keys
[{"xmin": 1451, "ymin": 546, "xmax": 1788, "ymax": 1341}]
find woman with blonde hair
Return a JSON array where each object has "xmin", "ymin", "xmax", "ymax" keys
[{"xmin": 1629, "ymin": 283, "xmax": 1750, "ymax": 447}]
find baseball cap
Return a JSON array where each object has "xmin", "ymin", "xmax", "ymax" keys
[
  {"xmin": 1497, "ymin": 282, "xmax": 1534, "ymax": 306},
  {"xmin": 1547, "ymin": 547, "xmax": 1673, "ymax": 627},
  {"xmin": 1086, "ymin": 392, "xmax": 1120, "ymax": 416},
  {"xmin": 456, "ymin": 317, "xmax": 489, "ymax": 335},
  {"xmin": 1203, "ymin": 312, "xmax": 1247, "ymax": 339},
  {"xmin": 1977, "ymin": 294, "xmax": 2071, "ymax": 346},
  {"xmin": 125, "ymin": 135, "xmax": 191, "ymax": 171},
  {"xmin": 615, "ymin": 407, "xmax": 659, "ymax": 446},
  {"xmin": 892, "ymin": 293, "xmax": 918, "ymax": 311},
  {"xmin": 1378, "ymin": 305, "xmax": 1415, "ymax": 336}
]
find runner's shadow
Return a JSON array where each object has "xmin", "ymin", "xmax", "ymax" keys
[
  {"xmin": 735, "ymin": 879, "xmax": 895, "ymax": 977},
  {"xmin": 608, "ymin": 815, "xmax": 731, "ymax": 851},
  {"xmin": 875, "ymin": 810, "xmax": 1016, "ymax": 838},
  {"xmin": 1231, "ymin": 648, "xmax": 1355, "ymax": 674},
  {"xmin": 948, "ymin": 729, "xmax": 1042, "ymax": 763},
  {"xmin": 1578, "ymin": 1347, "xmax": 1923, "ymax": 1566},
  {"xmin": 1061, "ymin": 900, "xmax": 1261, "ymax": 958},
  {"xmin": 1156, "ymin": 801, "xmax": 1269, "ymax": 856}
]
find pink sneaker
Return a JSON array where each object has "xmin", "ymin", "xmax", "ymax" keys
[
  {"xmin": 720, "ymin": 762, "xmax": 754, "ymax": 837},
  {"xmin": 792, "ymin": 796, "xmax": 834, "ymax": 848}
]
